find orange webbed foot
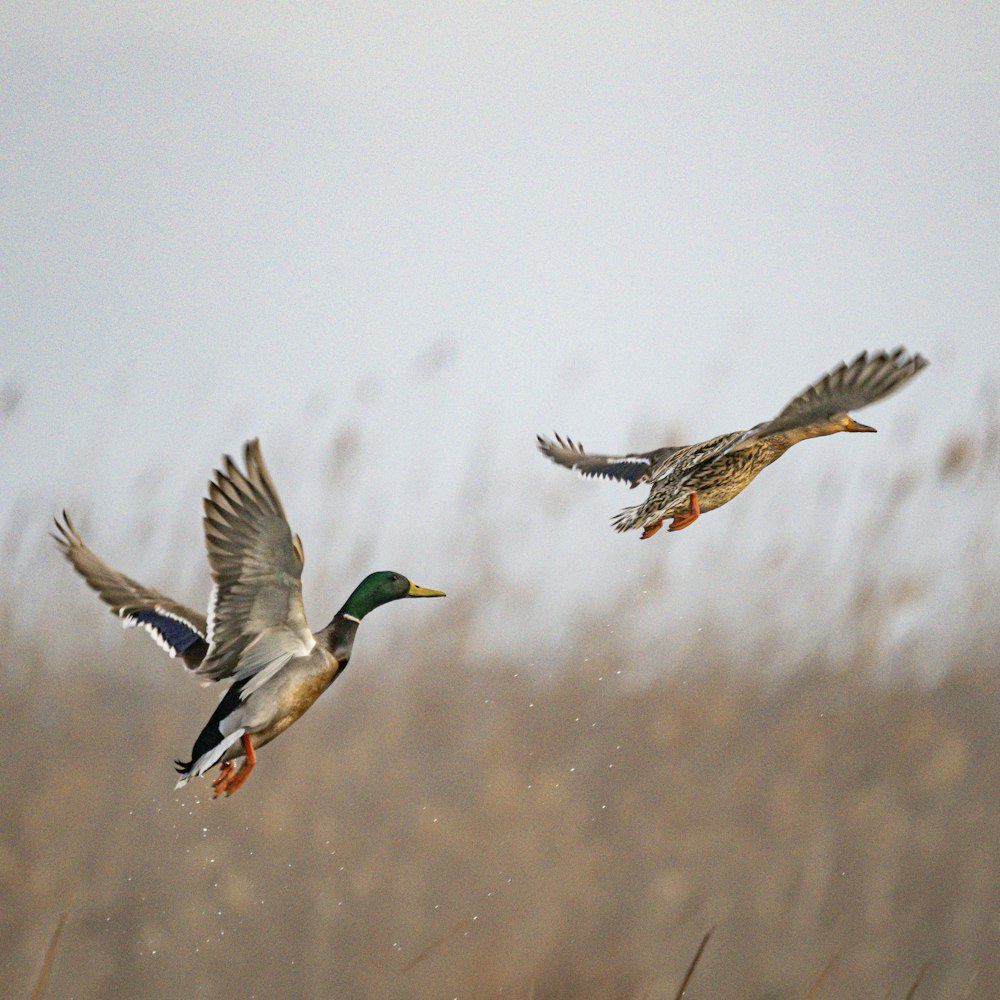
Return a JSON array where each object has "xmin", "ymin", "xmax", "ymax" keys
[
  {"xmin": 667, "ymin": 492, "xmax": 701, "ymax": 532},
  {"xmin": 221, "ymin": 734, "xmax": 257, "ymax": 798},
  {"xmin": 640, "ymin": 520, "xmax": 664, "ymax": 540},
  {"xmin": 212, "ymin": 761, "xmax": 236, "ymax": 798}
]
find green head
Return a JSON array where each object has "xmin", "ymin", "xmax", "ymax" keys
[{"xmin": 339, "ymin": 571, "xmax": 445, "ymax": 620}]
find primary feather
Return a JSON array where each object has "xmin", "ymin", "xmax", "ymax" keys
[
  {"xmin": 51, "ymin": 511, "xmax": 209, "ymax": 668},
  {"xmin": 198, "ymin": 438, "xmax": 316, "ymax": 686},
  {"xmin": 536, "ymin": 433, "xmax": 680, "ymax": 487},
  {"xmin": 731, "ymin": 347, "xmax": 930, "ymax": 447}
]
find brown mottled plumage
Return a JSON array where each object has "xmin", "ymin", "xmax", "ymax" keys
[{"xmin": 538, "ymin": 348, "xmax": 928, "ymax": 537}]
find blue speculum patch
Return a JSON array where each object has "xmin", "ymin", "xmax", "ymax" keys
[{"xmin": 132, "ymin": 610, "xmax": 201, "ymax": 653}]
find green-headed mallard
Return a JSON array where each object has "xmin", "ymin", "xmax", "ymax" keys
[
  {"xmin": 538, "ymin": 348, "xmax": 927, "ymax": 538},
  {"xmin": 53, "ymin": 439, "xmax": 444, "ymax": 797}
]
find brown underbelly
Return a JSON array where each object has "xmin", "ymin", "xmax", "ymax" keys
[
  {"xmin": 693, "ymin": 479, "xmax": 753, "ymax": 511},
  {"xmin": 686, "ymin": 463, "xmax": 769, "ymax": 512},
  {"xmin": 250, "ymin": 673, "xmax": 331, "ymax": 750}
]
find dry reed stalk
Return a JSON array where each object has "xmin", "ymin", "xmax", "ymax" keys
[
  {"xmin": 802, "ymin": 952, "xmax": 838, "ymax": 999},
  {"xmin": 902, "ymin": 963, "xmax": 929, "ymax": 1000},
  {"xmin": 402, "ymin": 918, "xmax": 478, "ymax": 973},
  {"xmin": 671, "ymin": 926, "xmax": 714, "ymax": 1000},
  {"xmin": 29, "ymin": 913, "xmax": 67, "ymax": 1000}
]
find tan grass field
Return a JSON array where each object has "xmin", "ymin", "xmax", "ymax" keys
[
  {"xmin": 2, "ymin": 419, "xmax": 998, "ymax": 998},
  {"xmin": 3, "ymin": 618, "xmax": 998, "ymax": 997}
]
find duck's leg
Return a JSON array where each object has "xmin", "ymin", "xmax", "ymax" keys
[
  {"xmin": 221, "ymin": 734, "xmax": 257, "ymax": 797},
  {"xmin": 211, "ymin": 760, "xmax": 237, "ymax": 797},
  {"xmin": 667, "ymin": 492, "xmax": 701, "ymax": 532},
  {"xmin": 640, "ymin": 520, "xmax": 664, "ymax": 540}
]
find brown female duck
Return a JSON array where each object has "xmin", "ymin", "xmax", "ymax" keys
[{"xmin": 538, "ymin": 348, "xmax": 927, "ymax": 538}]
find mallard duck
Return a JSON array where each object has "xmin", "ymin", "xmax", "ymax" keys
[
  {"xmin": 538, "ymin": 347, "xmax": 928, "ymax": 538},
  {"xmin": 53, "ymin": 439, "xmax": 444, "ymax": 797}
]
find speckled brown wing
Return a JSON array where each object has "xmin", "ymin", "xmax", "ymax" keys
[
  {"xmin": 537, "ymin": 433, "xmax": 681, "ymax": 487},
  {"xmin": 738, "ymin": 347, "xmax": 929, "ymax": 447},
  {"xmin": 624, "ymin": 430, "xmax": 747, "ymax": 514}
]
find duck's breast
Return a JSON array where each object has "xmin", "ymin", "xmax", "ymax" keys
[{"xmin": 246, "ymin": 658, "xmax": 338, "ymax": 748}]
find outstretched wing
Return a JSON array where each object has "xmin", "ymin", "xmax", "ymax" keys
[
  {"xmin": 197, "ymin": 439, "xmax": 315, "ymax": 695},
  {"xmin": 537, "ymin": 434, "xmax": 681, "ymax": 487},
  {"xmin": 763, "ymin": 347, "xmax": 927, "ymax": 437},
  {"xmin": 52, "ymin": 512, "xmax": 209, "ymax": 669},
  {"xmin": 711, "ymin": 347, "xmax": 929, "ymax": 457}
]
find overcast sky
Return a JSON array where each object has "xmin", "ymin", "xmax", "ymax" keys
[{"xmin": 2, "ymin": 5, "xmax": 997, "ymax": 662}]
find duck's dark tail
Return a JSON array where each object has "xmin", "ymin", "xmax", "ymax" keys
[{"xmin": 172, "ymin": 728, "xmax": 246, "ymax": 790}]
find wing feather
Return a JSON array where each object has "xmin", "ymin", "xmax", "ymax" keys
[
  {"xmin": 51, "ymin": 512, "xmax": 209, "ymax": 669},
  {"xmin": 762, "ymin": 347, "xmax": 928, "ymax": 436},
  {"xmin": 196, "ymin": 439, "xmax": 315, "ymax": 684},
  {"xmin": 639, "ymin": 431, "xmax": 748, "ymax": 503},
  {"xmin": 537, "ymin": 434, "xmax": 681, "ymax": 487},
  {"xmin": 715, "ymin": 348, "xmax": 928, "ymax": 456}
]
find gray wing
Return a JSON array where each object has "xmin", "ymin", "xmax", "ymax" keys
[
  {"xmin": 52, "ymin": 512, "xmax": 209, "ymax": 669},
  {"xmin": 760, "ymin": 347, "xmax": 928, "ymax": 438},
  {"xmin": 537, "ymin": 434, "xmax": 682, "ymax": 487},
  {"xmin": 197, "ymin": 439, "xmax": 315, "ymax": 693},
  {"xmin": 713, "ymin": 347, "xmax": 929, "ymax": 457}
]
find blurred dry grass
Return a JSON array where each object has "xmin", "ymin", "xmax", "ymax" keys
[
  {"xmin": 2, "ymin": 606, "xmax": 998, "ymax": 998},
  {"xmin": 2, "ymin": 413, "xmax": 998, "ymax": 998}
]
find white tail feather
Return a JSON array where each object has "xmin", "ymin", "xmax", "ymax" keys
[{"xmin": 174, "ymin": 727, "xmax": 246, "ymax": 789}]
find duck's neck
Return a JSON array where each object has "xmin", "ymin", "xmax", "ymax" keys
[
  {"xmin": 320, "ymin": 579, "xmax": 390, "ymax": 663},
  {"xmin": 763, "ymin": 426, "xmax": 827, "ymax": 452},
  {"xmin": 320, "ymin": 612, "xmax": 361, "ymax": 665}
]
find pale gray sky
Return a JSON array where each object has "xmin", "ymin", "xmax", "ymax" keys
[{"xmin": 2, "ymin": 4, "xmax": 997, "ymax": 663}]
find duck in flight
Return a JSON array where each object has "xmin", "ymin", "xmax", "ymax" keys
[
  {"xmin": 53, "ymin": 439, "xmax": 444, "ymax": 797},
  {"xmin": 538, "ymin": 348, "xmax": 927, "ymax": 538}
]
